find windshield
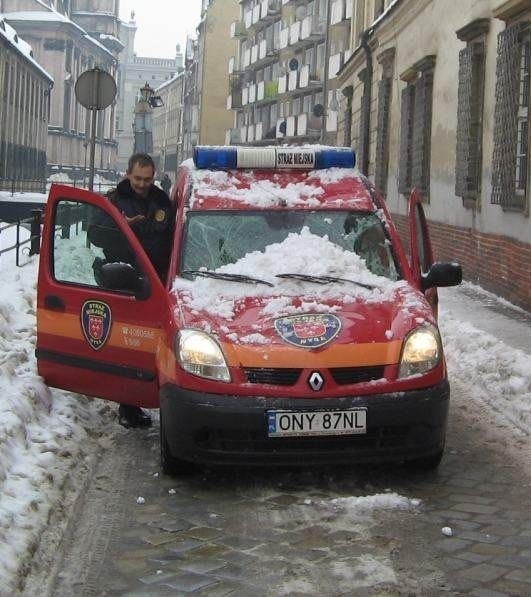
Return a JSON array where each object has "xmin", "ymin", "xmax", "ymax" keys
[{"xmin": 180, "ymin": 210, "xmax": 400, "ymax": 281}]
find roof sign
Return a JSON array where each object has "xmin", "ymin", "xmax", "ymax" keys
[{"xmin": 193, "ymin": 146, "xmax": 356, "ymax": 171}]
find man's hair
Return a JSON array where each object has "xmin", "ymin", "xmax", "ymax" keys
[{"xmin": 127, "ymin": 153, "xmax": 155, "ymax": 174}]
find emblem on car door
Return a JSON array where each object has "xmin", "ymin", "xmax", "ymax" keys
[{"xmin": 308, "ymin": 371, "xmax": 324, "ymax": 391}]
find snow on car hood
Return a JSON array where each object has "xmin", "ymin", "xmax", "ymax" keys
[{"xmin": 172, "ymin": 228, "xmax": 434, "ymax": 352}]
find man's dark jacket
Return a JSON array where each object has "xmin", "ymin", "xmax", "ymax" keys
[{"xmin": 88, "ymin": 179, "xmax": 175, "ymax": 280}]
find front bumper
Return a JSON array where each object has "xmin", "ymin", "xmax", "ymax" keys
[{"xmin": 159, "ymin": 380, "xmax": 450, "ymax": 466}]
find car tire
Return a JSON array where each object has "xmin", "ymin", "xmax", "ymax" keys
[
  {"xmin": 404, "ymin": 448, "xmax": 444, "ymax": 472},
  {"xmin": 160, "ymin": 414, "xmax": 195, "ymax": 476}
]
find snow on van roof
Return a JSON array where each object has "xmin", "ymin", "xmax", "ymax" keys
[{"xmin": 188, "ymin": 165, "xmax": 374, "ymax": 211}]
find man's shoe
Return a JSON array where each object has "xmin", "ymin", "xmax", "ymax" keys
[{"xmin": 118, "ymin": 404, "xmax": 152, "ymax": 428}]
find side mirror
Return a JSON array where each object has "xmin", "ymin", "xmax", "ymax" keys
[
  {"xmin": 99, "ymin": 262, "xmax": 151, "ymax": 300},
  {"xmin": 422, "ymin": 261, "xmax": 462, "ymax": 290}
]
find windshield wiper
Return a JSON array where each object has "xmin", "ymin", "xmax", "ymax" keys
[
  {"xmin": 182, "ymin": 269, "xmax": 274, "ymax": 287},
  {"xmin": 277, "ymin": 273, "xmax": 374, "ymax": 290}
]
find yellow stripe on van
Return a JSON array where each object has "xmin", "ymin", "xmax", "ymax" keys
[
  {"xmin": 37, "ymin": 309, "xmax": 163, "ymax": 353},
  {"xmin": 222, "ymin": 340, "xmax": 402, "ymax": 368}
]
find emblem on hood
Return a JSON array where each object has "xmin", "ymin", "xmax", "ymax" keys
[
  {"xmin": 81, "ymin": 300, "xmax": 112, "ymax": 350},
  {"xmin": 274, "ymin": 314, "xmax": 341, "ymax": 348}
]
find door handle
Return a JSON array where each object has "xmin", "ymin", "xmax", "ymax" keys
[{"xmin": 44, "ymin": 295, "xmax": 65, "ymax": 312}]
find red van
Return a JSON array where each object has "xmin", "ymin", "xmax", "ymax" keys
[{"xmin": 36, "ymin": 146, "xmax": 461, "ymax": 474}]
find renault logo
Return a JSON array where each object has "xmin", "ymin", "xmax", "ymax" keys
[{"xmin": 308, "ymin": 371, "xmax": 324, "ymax": 391}]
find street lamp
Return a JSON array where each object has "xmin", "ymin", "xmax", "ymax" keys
[{"xmin": 133, "ymin": 83, "xmax": 164, "ymax": 154}]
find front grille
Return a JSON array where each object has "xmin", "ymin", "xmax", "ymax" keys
[
  {"xmin": 195, "ymin": 425, "xmax": 411, "ymax": 454},
  {"xmin": 244, "ymin": 367, "xmax": 302, "ymax": 386},
  {"xmin": 329, "ymin": 366, "xmax": 385, "ymax": 385}
]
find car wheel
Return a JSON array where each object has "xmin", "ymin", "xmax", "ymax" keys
[
  {"xmin": 160, "ymin": 414, "xmax": 195, "ymax": 476},
  {"xmin": 404, "ymin": 448, "xmax": 444, "ymax": 472}
]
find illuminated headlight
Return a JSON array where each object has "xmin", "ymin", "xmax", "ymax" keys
[
  {"xmin": 177, "ymin": 329, "xmax": 230, "ymax": 382},
  {"xmin": 398, "ymin": 325, "xmax": 441, "ymax": 378}
]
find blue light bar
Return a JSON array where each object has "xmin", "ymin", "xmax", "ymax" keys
[
  {"xmin": 193, "ymin": 146, "xmax": 237, "ymax": 169},
  {"xmin": 193, "ymin": 146, "xmax": 356, "ymax": 170}
]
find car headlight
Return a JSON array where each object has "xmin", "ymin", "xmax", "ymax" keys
[
  {"xmin": 177, "ymin": 329, "xmax": 231, "ymax": 382},
  {"xmin": 398, "ymin": 325, "xmax": 441, "ymax": 378}
]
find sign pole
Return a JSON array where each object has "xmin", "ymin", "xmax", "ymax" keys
[{"xmin": 88, "ymin": 108, "xmax": 98, "ymax": 192}]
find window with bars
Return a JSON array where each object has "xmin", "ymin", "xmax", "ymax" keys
[
  {"xmin": 398, "ymin": 56, "xmax": 436, "ymax": 199},
  {"xmin": 375, "ymin": 48, "xmax": 395, "ymax": 195},
  {"xmin": 455, "ymin": 20, "xmax": 488, "ymax": 206},
  {"xmin": 492, "ymin": 22, "xmax": 530, "ymax": 212}
]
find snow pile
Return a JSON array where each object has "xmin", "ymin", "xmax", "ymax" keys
[
  {"xmin": 0, "ymin": 258, "xmax": 112, "ymax": 591},
  {"xmin": 173, "ymin": 227, "xmax": 398, "ymax": 321},
  {"xmin": 326, "ymin": 493, "xmax": 420, "ymax": 511},
  {"xmin": 440, "ymin": 315, "xmax": 531, "ymax": 433}
]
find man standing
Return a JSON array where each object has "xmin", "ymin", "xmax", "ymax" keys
[{"xmin": 89, "ymin": 153, "xmax": 175, "ymax": 428}]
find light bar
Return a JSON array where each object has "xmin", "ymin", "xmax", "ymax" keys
[{"xmin": 193, "ymin": 146, "xmax": 356, "ymax": 170}]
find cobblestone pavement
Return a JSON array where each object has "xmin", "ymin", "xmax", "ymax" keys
[{"xmin": 27, "ymin": 373, "xmax": 531, "ymax": 597}]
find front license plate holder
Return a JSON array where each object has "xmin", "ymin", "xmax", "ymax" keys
[{"xmin": 267, "ymin": 408, "xmax": 367, "ymax": 438}]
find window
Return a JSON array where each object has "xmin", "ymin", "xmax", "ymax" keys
[
  {"xmin": 53, "ymin": 200, "xmax": 143, "ymax": 293},
  {"xmin": 492, "ymin": 22, "xmax": 530, "ymax": 212},
  {"xmin": 455, "ymin": 19, "xmax": 488, "ymax": 207},
  {"xmin": 398, "ymin": 56, "xmax": 436, "ymax": 199},
  {"xmin": 375, "ymin": 48, "xmax": 395, "ymax": 194}
]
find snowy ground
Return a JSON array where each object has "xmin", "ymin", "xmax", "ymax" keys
[{"xmin": 1, "ymin": 223, "xmax": 531, "ymax": 590}]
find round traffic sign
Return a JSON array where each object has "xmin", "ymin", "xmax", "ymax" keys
[{"xmin": 75, "ymin": 68, "xmax": 117, "ymax": 110}]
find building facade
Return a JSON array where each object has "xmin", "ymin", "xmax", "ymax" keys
[
  {"xmin": 3, "ymin": 0, "xmax": 122, "ymax": 181},
  {"xmin": 337, "ymin": 0, "xmax": 531, "ymax": 311},
  {"xmin": 152, "ymin": 72, "xmax": 184, "ymax": 180},
  {"xmin": 178, "ymin": 0, "xmax": 239, "ymax": 164},
  {"xmin": 226, "ymin": 0, "xmax": 352, "ymax": 146},
  {"xmin": 115, "ymin": 13, "xmax": 182, "ymax": 173},
  {"xmin": 0, "ymin": 16, "xmax": 53, "ymax": 192}
]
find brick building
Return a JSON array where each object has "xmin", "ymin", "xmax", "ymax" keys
[{"xmin": 337, "ymin": 0, "xmax": 531, "ymax": 311}]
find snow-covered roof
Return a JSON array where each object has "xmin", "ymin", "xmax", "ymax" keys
[
  {"xmin": 0, "ymin": 18, "xmax": 53, "ymax": 82},
  {"xmin": 2, "ymin": 10, "xmax": 115, "ymax": 59},
  {"xmin": 156, "ymin": 71, "xmax": 183, "ymax": 93}
]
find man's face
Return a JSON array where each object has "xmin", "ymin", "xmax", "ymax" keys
[{"xmin": 127, "ymin": 163, "xmax": 155, "ymax": 198}]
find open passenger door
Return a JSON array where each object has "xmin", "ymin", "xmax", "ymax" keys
[
  {"xmin": 408, "ymin": 188, "xmax": 438, "ymax": 314},
  {"xmin": 36, "ymin": 184, "xmax": 169, "ymax": 408}
]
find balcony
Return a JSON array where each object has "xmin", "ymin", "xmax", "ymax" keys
[
  {"xmin": 251, "ymin": 43, "xmax": 259, "ymax": 63},
  {"xmin": 257, "ymin": 79, "xmax": 279, "ymax": 102},
  {"xmin": 225, "ymin": 128, "xmax": 245, "ymax": 144},
  {"xmin": 230, "ymin": 20, "xmax": 246, "ymax": 38},
  {"xmin": 279, "ymin": 27, "xmax": 289, "ymax": 49},
  {"xmin": 248, "ymin": 83, "xmax": 257, "ymax": 103},
  {"xmin": 228, "ymin": 56, "xmax": 242, "ymax": 74},
  {"xmin": 244, "ymin": 9, "xmax": 253, "ymax": 29},
  {"xmin": 242, "ymin": 48, "xmax": 251, "ymax": 68},
  {"xmin": 260, "ymin": 0, "xmax": 280, "ymax": 21},
  {"xmin": 288, "ymin": 68, "xmax": 298, "ymax": 91},
  {"xmin": 300, "ymin": 14, "xmax": 326, "ymax": 42},
  {"xmin": 299, "ymin": 64, "xmax": 323, "ymax": 89},
  {"xmin": 252, "ymin": 3, "xmax": 261, "ymax": 25},
  {"xmin": 289, "ymin": 21, "xmax": 301, "ymax": 45},
  {"xmin": 297, "ymin": 112, "xmax": 322, "ymax": 139}
]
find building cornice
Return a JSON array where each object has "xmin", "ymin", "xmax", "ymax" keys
[
  {"xmin": 493, "ymin": 0, "xmax": 531, "ymax": 21},
  {"xmin": 456, "ymin": 18, "xmax": 490, "ymax": 42}
]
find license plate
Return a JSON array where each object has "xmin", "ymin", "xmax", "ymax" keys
[{"xmin": 267, "ymin": 408, "xmax": 367, "ymax": 437}]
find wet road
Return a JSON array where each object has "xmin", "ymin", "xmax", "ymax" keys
[{"xmin": 23, "ymin": 374, "xmax": 531, "ymax": 597}]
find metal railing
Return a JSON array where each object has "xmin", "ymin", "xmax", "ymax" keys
[
  {"xmin": 0, "ymin": 209, "xmax": 42, "ymax": 267},
  {"xmin": 0, "ymin": 178, "xmax": 47, "ymax": 194}
]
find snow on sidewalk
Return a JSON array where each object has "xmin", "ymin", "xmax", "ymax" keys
[{"xmin": 0, "ymin": 257, "xmax": 113, "ymax": 591}]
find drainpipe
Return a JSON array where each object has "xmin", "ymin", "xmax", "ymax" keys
[{"xmin": 359, "ymin": 28, "xmax": 373, "ymax": 176}]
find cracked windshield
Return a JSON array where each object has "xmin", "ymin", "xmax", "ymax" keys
[{"xmin": 181, "ymin": 210, "xmax": 399, "ymax": 281}]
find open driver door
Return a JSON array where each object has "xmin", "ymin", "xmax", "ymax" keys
[{"xmin": 36, "ymin": 184, "xmax": 170, "ymax": 408}]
